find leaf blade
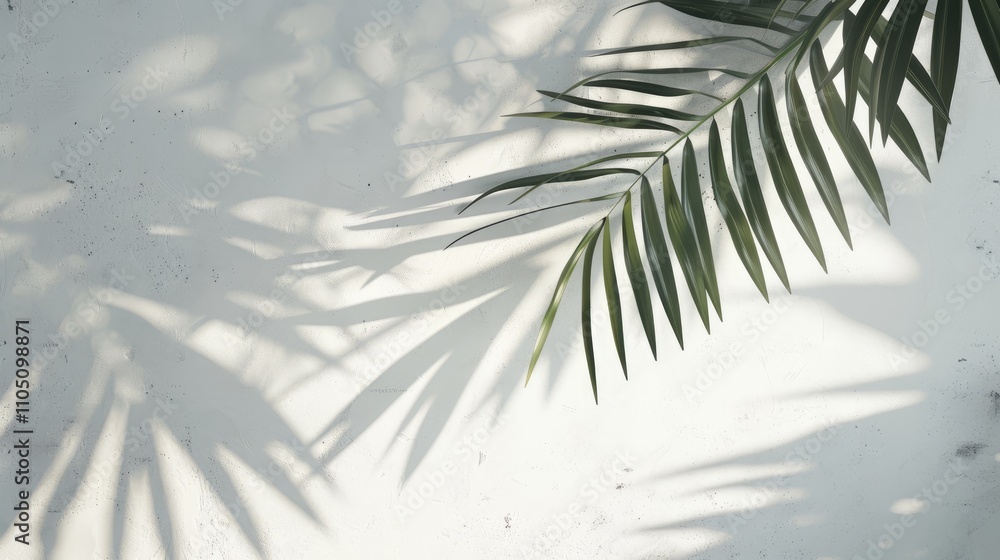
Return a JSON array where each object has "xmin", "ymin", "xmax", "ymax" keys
[
  {"xmin": 930, "ymin": 0, "xmax": 962, "ymax": 160},
  {"xmin": 640, "ymin": 176, "xmax": 684, "ymax": 347},
  {"xmin": 537, "ymin": 90, "xmax": 703, "ymax": 121},
  {"xmin": 731, "ymin": 98, "xmax": 791, "ymax": 292},
  {"xmin": 446, "ymin": 192, "xmax": 622, "ymax": 249},
  {"xmin": 463, "ymin": 168, "xmax": 641, "ymax": 213},
  {"xmin": 662, "ymin": 157, "xmax": 711, "ymax": 332},
  {"xmin": 602, "ymin": 223, "xmax": 628, "ymax": 379},
  {"xmin": 873, "ymin": 0, "xmax": 930, "ymax": 145},
  {"xmin": 843, "ymin": 0, "xmax": 892, "ymax": 122},
  {"xmin": 506, "ymin": 111, "xmax": 683, "ymax": 133},
  {"xmin": 810, "ymin": 42, "xmax": 890, "ymax": 223},
  {"xmin": 593, "ymin": 36, "xmax": 779, "ymax": 58},
  {"xmin": 858, "ymin": 55, "xmax": 931, "ymax": 180},
  {"xmin": 526, "ymin": 221, "xmax": 605, "ymax": 385},
  {"xmin": 682, "ymin": 139, "xmax": 722, "ymax": 320},
  {"xmin": 786, "ymin": 69, "xmax": 853, "ymax": 248},
  {"xmin": 758, "ymin": 74, "xmax": 827, "ymax": 272},
  {"xmin": 708, "ymin": 119, "xmax": 769, "ymax": 301},
  {"xmin": 582, "ymin": 219, "xmax": 605, "ymax": 404},
  {"xmin": 969, "ymin": 0, "xmax": 1000, "ymax": 86},
  {"xmin": 622, "ymin": 191, "xmax": 658, "ymax": 358},
  {"xmin": 585, "ymin": 79, "xmax": 723, "ymax": 102}
]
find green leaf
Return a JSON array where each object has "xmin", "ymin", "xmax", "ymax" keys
[
  {"xmin": 623, "ymin": 0, "xmax": 803, "ymax": 35},
  {"xmin": 871, "ymin": 13, "xmax": 952, "ymax": 125},
  {"xmin": 602, "ymin": 223, "xmax": 628, "ymax": 379},
  {"xmin": 931, "ymin": 0, "xmax": 962, "ymax": 160},
  {"xmin": 508, "ymin": 153, "xmax": 664, "ymax": 205},
  {"xmin": 786, "ymin": 69, "xmax": 853, "ymax": 248},
  {"xmin": 563, "ymin": 67, "xmax": 753, "ymax": 97},
  {"xmin": 788, "ymin": 0, "xmax": 856, "ymax": 74},
  {"xmin": 506, "ymin": 111, "xmax": 683, "ymax": 133},
  {"xmin": 842, "ymin": 0, "xmax": 892, "ymax": 123},
  {"xmin": 872, "ymin": 0, "xmax": 930, "ymax": 145},
  {"xmin": 446, "ymin": 192, "xmax": 622, "ymax": 249},
  {"xmin": 593, "ymin": 36, "xmax": 779, "ymax": 57},
  {"xmin": 640, "ymin": 176, "xmax": 684, "ymax": 347},
  {"xmin": 622, "ymin": 191, "xmax": 658, "ymax": 358},
  {"xmin": 968, "ymin": 0, "xmax": 1000, "ymax": 87},
  {"xmin": 538, "ymin": 90, "xmax": 702, "ymax": 121},
  {"xmin": 858, "ymin": 55, "xmax": 931, "ymax": 181},
  {"xmin": 767, "ymin": 0, "xmax": 793, "ymax": 29},
  {"xmin": 462, "ymin": 167, "xmax": 641, "ymax": 213},
  {"xmin": 526, "ymin": 221, "xmax": 605, "ymax": 385},
  {"xmin": 581, "ymin": 219, "xmax": 605, "ymax": 404},
  {"xmin": 682, "ymin": 139, "xmax": 722, "ymax": 320},
  {"xmin": 789, "ymin": 0, "xmax": 819, "ymax": 24},
  {"xmin": 731, "ymin": 98, "xmax": 791, "ymax": 292},
  {"xmin": 758, "ymin": 74, "xmax": 827, "ymax": 272},
  {"xmin": 585, "ymin": 79, "xmax": 723, "ymax": 102},
  {"xmin": 662, "ymin": 157, "xmax": 711, "ymax": 332},
  {"xmin": 810, "ymin": 42, "xmax": 890, "ymax": 223},
  {"xmin": 708, "ymin": 120, "xmax": 769, "ymax": 300}
]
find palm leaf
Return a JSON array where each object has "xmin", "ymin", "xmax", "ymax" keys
[
  {"xmin": 593, "ymin": 36, "xmax": 781, "ymax": 57},
  {"xmin": 584, "ymin": 79, "xmax": 723, "ymax": 102},
  {"xmin": 525, "ymin": 221, "xmax": 605, "ymax": 385},
  {"xmin": 931, "ymin": 0, "xmax": 962, "ymax": 160},
  {"xmin": 759, "ymin": 74, "xmax": 827, "ymax": 271},
  {"xmin": 581, "ymin": 220, "xmax": 605, "ymax": 403},
  {"xmin": 602, "ymin": 223, "xmax": 629, "ymax": 378},
  {"xmin": 640, "ymin": 176, "xmax": 684, "ymax": 346},
  {"xmin": 537, "ymin": 90, "xmax": 703, "ymax": 121},
  {"xmin": 842, "ymin": 0, "xmax": 891, "ymax": 123},
  {"xmin": 450, "ymin": 0, "xmax": 1000, "ymax": 400},
  {"xmin": 872, "ymin": 0, "xmax": 929, "ymax": 144},
  {"xmin": 708, "ymin": 120, "xmax": 770, "ymax": 300},
  {"xmin": 662, "ymin": 156, "xmax": 712, "ymax": 333},
  {"xmin": 622, "ymin": 191, "xmax": 658, "ymax": 358},
  {"xmin": 681, "ymin": 139, "xmax": 723, "ymax": 319},
  {"xmin": 969, "ymin": 0, "xmax": 1000, "ymax": 85},
  {"xmin": 506, "ymin": 111, "xmax": 683, "ymax": 133},
  {"xmin": 462, "ymin": 167, "xmax": 642, "ymax": 213},
  {"xmin": 810, "ymin": 42, "xmax": 890, "ymax": 222},
  {"xmin": 732, "ymin": 98, "xmax": 791, "ymax": 292},
  {"xmin": 786, "ymin": 68, "xmax": 853, "ymax": 248}
]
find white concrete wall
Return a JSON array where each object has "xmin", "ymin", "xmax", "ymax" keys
[{"xmin": 0, "ymin": 1, "xmax": 998, "ymax": 559}]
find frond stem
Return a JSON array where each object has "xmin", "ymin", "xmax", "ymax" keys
[{"xmin": 599, "ymin": 28, "xmax": 811, "ymax": 221}]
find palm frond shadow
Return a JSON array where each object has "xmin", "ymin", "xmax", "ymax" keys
[
  {"xmin": 0, "ymin": 0, "xmax": 639, "ymax": 556},
  {"xmin": 627, "ymin": 296, "xmax": 1000, "ymax": 559}
]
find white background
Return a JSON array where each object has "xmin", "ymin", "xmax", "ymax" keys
[{"xmin": 0, "ymin": 1, "xmax": 998, "ymax": 559}]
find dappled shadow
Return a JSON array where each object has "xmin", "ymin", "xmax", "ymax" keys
[{"xmin": 1, "ymin": 0, "xmax": 998, "ymax": 558}]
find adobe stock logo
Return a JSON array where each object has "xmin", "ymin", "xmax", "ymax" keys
[
  {"xmin": 888, "ymin": 254, "xmax": 1000, "ymax": 370},
  {"xmin": 340, "ymin": 1, "xmax": 408, "ymax": 62},
  {"xmin": 851, "ymin": 458, "xmax": 970, "ymax": 560},
  {"xmin": 7, "ymin": 0, "xmax": 72, "ymax": 52}
]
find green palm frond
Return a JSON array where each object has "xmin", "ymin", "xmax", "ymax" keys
[{"xmin": 450, "ymin": 0, "xmax": 1000, "ymax": 403}]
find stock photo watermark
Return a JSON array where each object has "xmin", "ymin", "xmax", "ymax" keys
[
  {"xmin": 520, "ymin": 450, "xmax": 637, "ymax": 558},
  {"xmin": 395, "ymin": 409, "xmax": 508, "ymax": 521},
  {"xmin": 32, "ymin": 268, "xmax": 135, "ymax": 372},
  {"xmin": 340, "ymin": 0, "xmax": 409, "ymax": 62},
  {"xmin": 355, "ymin": 279, "xmax": 468, "ymax": 390},
  {"xmin": 51, "ymin": 65, "xmax": 169, "ymax": 178},
  {"xmin": 888, "ymin": 254, "xmax": 1000, "ymax": 369},
  {"xmin": 6, "ymin": 0, "xmax": 72, "ymax": 52},
  {"xmin": 175, "ymin": 106, "xmax": 296, "ymax": 224},
  {"xmin": 851, "ymin": 458, "xmax": 970, "ymax": 560},
  {"xmin": 683, "ymin": 295, "xmax": 797, "ymax": 405},
  {"xmin": 727, "ymin": 420, "xmax": 839, "ymax": 532}
]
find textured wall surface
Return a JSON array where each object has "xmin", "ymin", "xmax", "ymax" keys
[{"xmin": 0, "ymin": 1, "xmax": 998, "ymax": 559}]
